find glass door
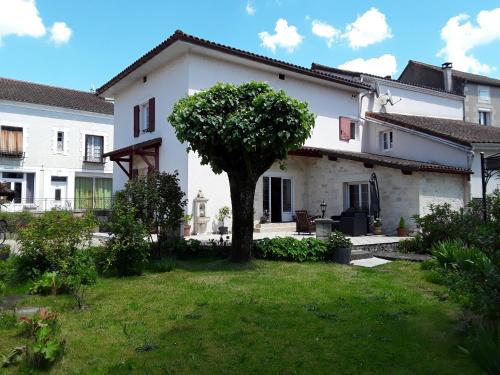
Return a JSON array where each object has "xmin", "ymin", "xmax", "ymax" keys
[
  {"xmin": 282, "ymin": 178, "xmax": 293, "ymax": 222},
  {"xmin": 262, "ymin": 175, "xmax": 293, "ymax": 222}
]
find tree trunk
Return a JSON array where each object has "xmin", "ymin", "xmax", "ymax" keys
[{"xmin": 228, "ymin": 174, "xmax": 257, "ymax": 262}]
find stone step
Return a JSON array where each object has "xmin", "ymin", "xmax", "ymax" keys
[
  {"xmin": 350, "ymin": 250, "xmax": 372, "ymax": 261},
  {"xmin": 254, "ymin": 222, "xmax": 296, "ymax": 233}
]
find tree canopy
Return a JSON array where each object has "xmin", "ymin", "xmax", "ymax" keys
[{"xmin": 169, "ymin": 81, "xmax": 315, "ymax": 261}]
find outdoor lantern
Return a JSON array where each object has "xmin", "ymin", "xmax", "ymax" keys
[{"xmin": 320, "ymin": 200, "xmax": 327, "ymax": 218}]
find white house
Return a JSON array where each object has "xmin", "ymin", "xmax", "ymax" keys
[
  {"xmin": 98, "ymin": 30, "xmax": 500, "ymax": 234},
  {"xmin": 0, "ymin": 77, "xmax": 114, "ymax": 212}
]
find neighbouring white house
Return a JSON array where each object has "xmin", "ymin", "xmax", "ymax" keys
[
  {"xmin": 0, "ymin": 77, "xmax": 114, "ymax": 212},
  {"xmin": 97, "ymin": 30, "xmax": 500, "ymax": 235}
]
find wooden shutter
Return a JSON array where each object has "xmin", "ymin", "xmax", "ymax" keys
[
  {"xmin": 84, "ymin": 135, "xmax": 89, "ymax": 161},
  {"xmin": 339, "ymin": 117, "xmax": 351, "ymax": 141},
  {"xmin": 134, "ymin": 105, "xmax": 140, "ymax": 138},
  {"xmin": 148, "ymin": 97, "xmax": 155, "ymax": 132}
]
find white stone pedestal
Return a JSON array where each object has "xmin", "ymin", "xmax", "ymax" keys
[{"xmin": 315, "ymin": 218, "xmax": 333, "ymax": 242}]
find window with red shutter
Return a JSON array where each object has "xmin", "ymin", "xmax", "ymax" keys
[
  {"xmin": 339, "ymin": 117, "xmax": 351, "ymax": 141},
  {"xmin": 148, "ymin": 97, "xmax": 155, "ymax": 132},
  {"xmin": 133, "ymin": 105, "xmax": 140, "ymax": 137}
]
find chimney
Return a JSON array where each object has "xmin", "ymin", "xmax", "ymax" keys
[
  {"xmin": 384, "ymin": 75, "xmax": 392, "ymax": 80},
  {"xmin": 442, "ymin": 62, "xmax": 453, "ymax": 92}
]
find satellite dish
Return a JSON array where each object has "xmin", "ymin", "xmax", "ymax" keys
[{"xmin": 379, "ymin": 88, "xmax": 402, "ymax": 106}]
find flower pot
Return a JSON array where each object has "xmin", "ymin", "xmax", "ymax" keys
[
  {"xmin": 397, "ymin": 227, "xmax": 408, "ymax": 237},
  {"xmin": 183, "ymin": 224, "xmax": 191, "ymax": 237},
  {"xmin": 218, "ymin": 226, "xmax": 228, "ymax": 235},
  {"xmin": 332, "ymin": 247, "xmax": 352, "ymax": 265},
  {"xmin": 373, "ymin": 226, "xmax": 382, "ymax": 235}
]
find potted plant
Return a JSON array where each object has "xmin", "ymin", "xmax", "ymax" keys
[
  {"xmin": 397, "ymin": 217, "xmax": 408, "ymax": 237},
  {"xmin": 328, "ymin": 231, "xmax": 353, "ymax": 265},
  {"xmin": 217, "ymin": 206, "xmax": 231, "ymax": 235},
  {"xmin": 373, "ymin": 218, "xmax": 382, "ymax": 235},
  {"xmin": 183, "ymin": 214, "xmax": 192, "ymax": 237}
]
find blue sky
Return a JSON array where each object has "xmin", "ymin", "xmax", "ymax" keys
[{"xmin": 1, "ymin": 0, "xmax": 500, "ymax": 91}]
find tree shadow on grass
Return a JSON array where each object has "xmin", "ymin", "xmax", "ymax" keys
[{"xmin": 174, "ymin": 258, "xmax": 259, "ymax": 273}]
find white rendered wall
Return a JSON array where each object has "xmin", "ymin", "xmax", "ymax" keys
[
  {"xmin": 112, "ymin": 55, "xmax": 190, "ymax": 193},
  {"xmin": 0, "ymin": 100, "xmax": 113, "ymax": 206},
  {"xmin": 363, "ymin": 120, "xmax": 470, "ymax": 168},
  {"xmin": 362, "ymin": 80, "xmax": 464, "ymax": 120},
  {"xmin": 470, "ymin": 148, "xmax": 500, "ymax": 198}
]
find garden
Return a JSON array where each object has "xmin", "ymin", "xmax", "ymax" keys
[{"xmin": 0, "ymin": 169, "xmax": 497, "ymax": 373}]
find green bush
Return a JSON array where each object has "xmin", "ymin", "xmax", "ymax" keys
[
  {"xmin": 61, "ymin": 250, "xmax": 97, "ymax": 309},
  {"xmin": 29, "ymin": 271, "xmax": 62, "ymax": 296},
  {"xmin": 253, "ymin": 237, "xmax": 328, "ymax": 262},
  {"xmin": 17, "ymin": 210, "xmax": 96, "ymax": 278},
  {"xmin": 105, "ymin": 192, "xmax": 149, "ymax": 276},
  {"xmin": 464, "ymin": 324, "xmax": 500, "ymax": 375},
  {"xmin": 0, "ymin": 211, "xmax": 34, "ymax": 234},
  {"xmin": 148, "ymin": 257, "xmax": 176, "ymax": 273},
  {"xmin": 397, "ymin": 237, "xmax": 426, "ymax": 254}
]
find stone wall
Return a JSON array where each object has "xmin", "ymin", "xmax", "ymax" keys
[{"xmin": 254, "ymin": 155, "xmax": 469, "ymax": 235}]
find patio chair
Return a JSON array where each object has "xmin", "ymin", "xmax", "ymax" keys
[
  {"xmin": 295, "ymin": 210, "xmax": 316, "ymax": 234},
  {"xmin": 331, "ymin": 210, "xmax": 368, "ymax": 236}
]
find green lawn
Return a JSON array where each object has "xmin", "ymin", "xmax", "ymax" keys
[{"xmin": 1, "ymin": 260, "xmax": 481, "ymax": 374}]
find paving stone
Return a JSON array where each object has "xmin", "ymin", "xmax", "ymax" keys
[{"xmin": 350, "ymin": 257, "xmax": 392, "ymax": 268}]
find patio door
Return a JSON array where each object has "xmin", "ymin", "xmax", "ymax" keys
[{"xmin": 263, "ymin": 176, "xmax": 293, "ymax": 222}]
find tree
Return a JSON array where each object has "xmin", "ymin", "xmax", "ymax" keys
[{"xmin": 169, "ymin": 82, "xmax": 315, "ymax": 261}]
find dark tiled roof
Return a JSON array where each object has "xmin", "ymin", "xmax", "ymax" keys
[
  {"xmin": 97, "ymin": 30, "xmax": 371, "ymax": 95},
  {"xmin": 0, "ymin": 77, "xmax": 113, "ymax": 115},
  {"xmin": 401, "ymin": 60, "xmax": 500, "ymax": 88},
  {"xmin": 311, "ymin": 62, "xmax": 462, "ymax": 96},
  {"xmin": 289, "ymin": 146, "xmax": 472, "ymax": 175},
  {"xmin": 366, "ymin": 112, "xmax": 500, "ymax": 146}
]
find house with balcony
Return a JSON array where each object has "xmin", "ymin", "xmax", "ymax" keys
[
  {"xmin": 0, "ymin": 77, "xmax": 114, "ymax": 211},
  {"xmin": 97, "ymin": 30, "xmax": 500, "ymax": 235}
]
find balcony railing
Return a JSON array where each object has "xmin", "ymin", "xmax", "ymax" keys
[
  {"xmin": 0, "ymin": 149, "xmax": 25, "ymax": 158},
  {"xmin": 1, "ymin": 197, "xmax": 113, "ymax": 212}
]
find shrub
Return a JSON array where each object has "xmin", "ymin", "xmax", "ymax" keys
[
  {"xmin": 0, "ymin": 244, "xmax": 10, "ymax": 260},
  {"xmin": 19, "ymin": 308, "xmax": 64, "ymax": 369},
  {"xmin": 148, "ymin": 257, "xmax": 176, "ymax": 273},
  {"xmin": 105, "ymin": 192, "xmax": 149, "ymax": 276},
  {"xmin": 117, "ymin": 171, "xmax": 187, "ymax": 242},
  {"xmin": 0, "ymin": 211, "xmax": 34, "ymax": 234},
  {"xmin": 60, "ymin": 250, "xmax": 97, "ymax": 309},
  {"xmin": 17, "ymin": 210, "xmax": 96, "ymax": 278},
  {"xmin": 464, "ymin": 324, "xmax": 500, "ymax": 375},
  {"xmin": 29, "ymin": 271, "xmax": 62, "ymax": 296},
  {"xmin": 253, "ymin": 237, "xmax": 328, "ymax": 262},
  {"xmin": 396, "ymin": 237, "xmax": 426, "ymax": 254}
]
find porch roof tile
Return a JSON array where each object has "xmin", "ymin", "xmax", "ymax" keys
[{"xmin": 289, "ymin": 147, "xmax": 472, "ymax": 175}]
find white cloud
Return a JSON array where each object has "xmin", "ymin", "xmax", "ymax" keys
[
  {"xmin": 338, "ymin": 54, "xmax": 397, "ymax": 77},
  {"xmin": 259, "ymin": 19, "xmax": 304, "ymax": 53},
  {"xmin": 0, "ymin": 0, "xmax": 72, "ymax": 47},
  {"xmin": 245, "ymin": 1, "xmax": 255, "ymax": 16},
  {"xmin": 343, "ymin": 8, "xmax": 392, "ymax": 49},
  {"xmin": 50, "ymin": 21, "xmax": 72, "ymax": 45},
  {"xmin": 311, "ymin": 19, "xmax": 340, "ymax": 47},
  {"xmin": 437, "ymin": 8, "xmax": 500, "ymax": 74},
  {"xmin": 0, "ymin": 0, "xmax": 46, "ymax": 45}
]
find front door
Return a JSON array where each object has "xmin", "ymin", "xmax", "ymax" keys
[
  {"xmin": 50, "ymin": 178, "xmax": 68, "ymax": 209},
  {"xmin": 263, "ymin": 176, "xmax": 293, "ymax": 223}
]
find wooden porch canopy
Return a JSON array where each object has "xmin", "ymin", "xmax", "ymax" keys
[{"xmin": 103, "ymin": 137, "xmax": 162, "ymax": 179}]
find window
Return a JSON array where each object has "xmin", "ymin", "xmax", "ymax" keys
[
  {"xmin": 51, "ymin": 176, "xmax": 67, "ymax": 182},
  {"xmin": 479, "ymin": 110, "xmax": 491, "ymax": 126},
  {"xmin": 339, "ymin": 117, "xmax": 357, "ymax": 141},
  {"xmin": 350, "ymin": 121, "xmax": 356, "ymax": 140},
  {"xmin": 140, "ymin": 102, "xmax": 150, "ymax": 132},
  {"xmin": 2, "ymin": 172, "xmax": 23, "ymax": 179},
  {"xmin": 478, "ymin": 86, "xmax": 490, "ymax": 103},
  {"xmin": 282, "ymin": 178, "xmax": 292, "ymax": 212},
  {"xmin": 26, "ymin": 173, "xmax": 34, "ymax": 204},
  {"xmin": 55, "ymin": 189, "xmax": 61, "ymax": 201},
  {"xmin": 75, "ymin": 177, "xmax": 112, "ymax": 209},
  {"xmin": 0, "ymin": 126, "xmax": 23, "ymax": 156},
  {"xmin": 85, "ymin": 135, "xmax": 104, "ymax": 163},
  {"xmin": 56, "ymin": 131, "xmax": 64, "ymax": 152},
  {"xmin": 381, "ymin": 131, "xmax": 393, "ymax": 150},
  {"xmin": 346, "ymin": 183, "xmax": 369, "ymax": 210}
]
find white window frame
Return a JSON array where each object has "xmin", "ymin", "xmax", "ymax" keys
[
  {"xmin": 478, "ymin": 109, "xmax": 491, "ymax": 126},
  {"xmin": 478, "ymin": 86, "xmax": 490, "ymax": 103},
  {"xmin": 344, "ymin": 182, "xmax": 370, "ymax": 211},
  {"xmin": 140, "ymin": 101, "xmax": 150, "ymax": 133},
  {"xmin": 381, "ymin": 130, "xmax": 393, "ymax": 151},
  {"xmin": 85, "ymin": 134, "xmax": 104, "ymax": 163}
]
